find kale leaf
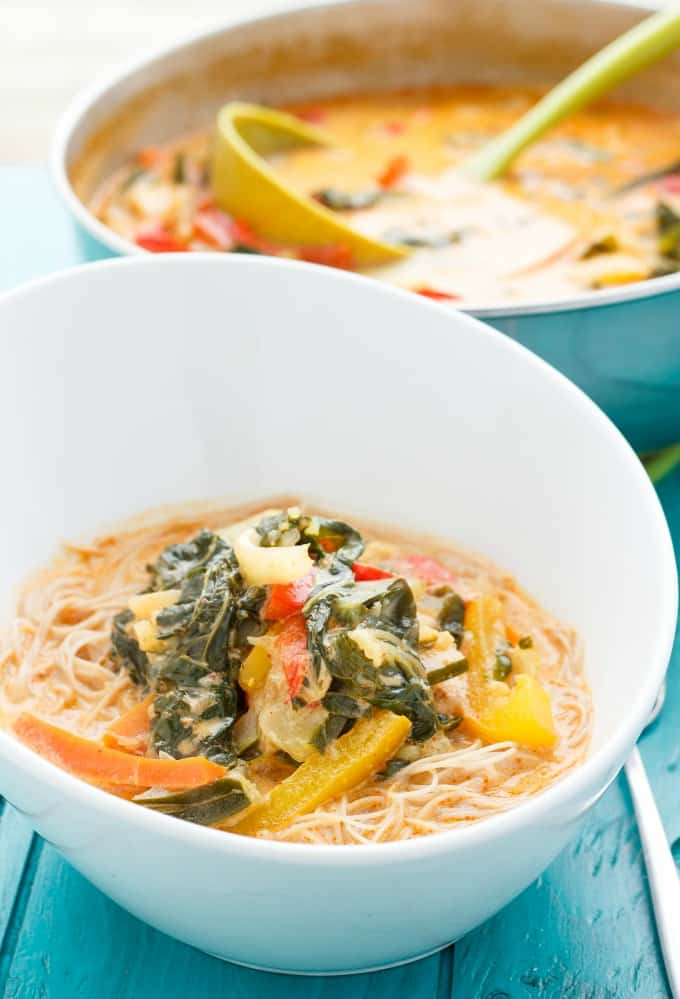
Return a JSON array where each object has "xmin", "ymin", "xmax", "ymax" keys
[
  {"xmin": 657, "ymin": 202, "xmax": 680, "ymax": 264},
  {"xmin": 255, "ymin": 509, "xmax": 364, "ymax": 566},
  {"xmin": 304, "ymin": 576, "xmax": 439, "ymax": 741},
  {"xmin": 112, "ymin": 529, "xmax": 264, "ymax": 765}
]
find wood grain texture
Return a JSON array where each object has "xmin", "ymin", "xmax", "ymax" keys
[{"xmin": 0, "ymin": 168, "xmax": 678, "ymax": 999}]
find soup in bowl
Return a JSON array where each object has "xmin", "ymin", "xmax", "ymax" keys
[{"xmin": 0, "ymin": 255, "xmax": 674, "ymax": 972}]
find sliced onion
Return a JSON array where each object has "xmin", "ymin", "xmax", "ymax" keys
[{"xmin": 233, "ymin": 527, "xmax": 313, "ymax": 586}]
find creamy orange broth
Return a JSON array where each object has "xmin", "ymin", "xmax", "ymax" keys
[{"xmin": 90, "ymin": 85, "xmax": 680, "ymax": 306}]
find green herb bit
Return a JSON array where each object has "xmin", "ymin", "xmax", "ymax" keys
[
  {"xmin": 580, "ymin": 234, "xmax": 618, "ymax": 259},
  {"xmin": 426, "ymin": 658, "xmax": 468, "ymax": 685},
  {"xmin": 657, "ymin": 202, "xmax": 680, "ymax": 262},
  {"xmin": 437, "ymin": 712, "xmax": 463, "ymax": 732},
  {"xmin": 376, "ymin": 758, "xmax": 412, "ymax": 781},
  {"xmin": 383, "ymin": 227, "xmax": 461, "ymax": 249},
  {"xmin": 173, "ymin": 153, "xmax": 187, "ymax": 184},
  {"xmin": 518, "ymin": 635, "xmax": 534, "ymax": 650},
  {"xmin": 493, "ymin": 650, "xmax": 513, "ymax": 681},
  {"xmin": 438, "ymin": 592, "xmax": 466, "ymax": 647},
  {"xmin": 119, "ymin": 167, "xmax": 148, "ymax": 192},
  {"xmin": 313, "ymin": 188, "xmax": 382, "ymax": 211}
]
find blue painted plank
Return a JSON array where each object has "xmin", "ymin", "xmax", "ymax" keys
[{"xmin": 0, "ymin": 841, "xmax": 443, "ymax": 999}]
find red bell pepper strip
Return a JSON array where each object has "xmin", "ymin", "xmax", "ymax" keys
[
  {"xmin": 660, "ymin": 174, "xmax": 680, "ymax": 195},
  {"xmin": 135, "ymin": 223, "xmax": 187, "ymax": 253},
  {"xmin": 378, "ymin": 155, "xmax": 410, "ymax": 189},
  {"xmin": 383, "ymin": 120, "xmax": 406, "ymax": 136},
  {"xmin": 352, "ymin": 563, "xmax": 395, "ymax": 581},
  {"xmin": 193, "ymin": 208, "xmax": 235, "ymax": 250},
  {"xmin": 275, "ymin": 615, "xmax": 311, "ymax": 700},
  {"xmin": 414, "ymin": 286, "xmax": 461, "ymax": 301},
  {"xmin": 294, "ymin": 106, "xmax": 327, "ymax": 124},
  {"xmin": 263, "ymin": 572, "xmax": 316, "ymax": 621},
  {"xmin": 389, "ymin": 554, "xmax": 455, "ymax": 586},
  {"xmin": 298, "ymin": 244, "xmax": 354, "ymax": 270}
]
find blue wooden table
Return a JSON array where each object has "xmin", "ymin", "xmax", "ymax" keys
[{"xmin": 1, "ymin": 166, "xmax": 678, "ymax": 999}]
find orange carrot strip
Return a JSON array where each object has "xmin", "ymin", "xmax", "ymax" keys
[
  {"xmin": 505, "ymin": 624, "xmax": 521, "ymax": 646},
  {"xmin": 102, "ymin": 693, "xmax": 154, "ymax": 753},
  {"xmin": 13, "ymin": 714, "xmax": 224, "ymax": 789}
]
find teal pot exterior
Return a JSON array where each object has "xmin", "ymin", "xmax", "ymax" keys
[{"xmin": 487, "ymin": 288, "xmax": 680, "ymax": 453}]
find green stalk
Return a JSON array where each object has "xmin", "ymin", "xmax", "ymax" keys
[
  {"xmin": 462, "ymin": 6, "xmax": 680, "ymax": 182},
  {"xmin": 644, "ymin": 442, "xmax": 680, "ymax": 485}
]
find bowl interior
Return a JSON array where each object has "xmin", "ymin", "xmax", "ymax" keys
[
  {"xmin": 0, "ymin": 255, "xmax": 674, "ymax": 759},
  {"xmin": 66, "ymin": 0, "xmax": 680, "ymax": 204}
]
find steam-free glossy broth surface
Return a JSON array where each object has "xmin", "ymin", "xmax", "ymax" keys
[{"xmin": 91, "ymin": 85, "xmax": 680, "ymax": 305}]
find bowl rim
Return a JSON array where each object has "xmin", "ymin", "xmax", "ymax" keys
[
  {"xmin": 0, "ymin": 252, "xmax": 676, "ymax": 863},
  {"xmin": 48, "ymin": 0, "xmax": 680, "ymax": 320}
]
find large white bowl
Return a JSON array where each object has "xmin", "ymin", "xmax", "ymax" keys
[{"xmin": 0, "ymin": 255, "xmax": 675, "ymax": 974}]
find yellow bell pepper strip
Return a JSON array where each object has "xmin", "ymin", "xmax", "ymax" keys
[
  {"xmin": 462, "ymin": 596, "xmax": 556, "ymax": 749},
  {"xmin": 463, "ymin": 594, "xmax": 506, "ymax": 715},
  {"xmin": 238, "ymin": 644, "xmax": 272, "ymax": 694},
  {"xmin": 229, "ymin": 709, "xmax": 411, "ymax": 836},
  {"xmin": 463, "ymin": 674, "xmax": 557, "ymax": 750}
]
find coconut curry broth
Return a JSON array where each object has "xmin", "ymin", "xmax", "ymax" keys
[{"xmin": 90, "ymin": 85, "xmax": 680, "ymax": 305}]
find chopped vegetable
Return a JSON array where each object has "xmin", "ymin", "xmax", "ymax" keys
[
  {"xmin": 438, "ymin": 591, "xmax": 466, "ymax": 647},
  {"xmin": 313, "ymin": 188, "xmax": 382, "ymax": 211},
  {"xmin": 13, "ymin": 714, "xmax": 225, "ymax": 788},
  {"xmin": 193, "ymin": 208, "xmax": 235, "ymax": 250},
  {"xmin": 413, "ymin": 286, "xmax": 461, "ymax": 302},
  {"xmin": 102, "ymin": 693, "xmax": 154, "ymax": 752},
  {"xmin": 276, "ymin": 615, "xmax": 312, "ymax": 700},
  {"xmin": 135, "ymin": 224, "xmax": 187, "ymax": 253},
  {"xmin": 657, "ymin": 202, "xmax": 680, "ymax": 262},
  {"xmin": 134, "ymin": 773, "xmax": 258, "ymax": 825},
  {"xmin": 352, "ymin": 562, "xmax": 394, "ymax": 581},
  {"xmin": 304, "ymin": 575, "xmax": 439, "ymax": 740},
  {"xmin": 238, "ymin": 644, "xmax": 272, "ymax": 693},
  {"xmin": 231, "ymin": 710, "xmax": 411, "ymax": 836},
  {"xmin": 462, "ymin": 597, "xmax": 555, "ymax": 748},
  {"xmin": 234, "ymin": 527, "xmax": 314, "ymax": 586},
  {"xmin": 580, "ymin": 234, "xmax": 619, "ymax": 259},
  {"xmin": 113, "ymin": 529, "xmax": 265, "ymax": 764},
  {"xmin": 263, "ymin": 571, "xmax": 316, "ymax": 620},
  {"xmin": 519, "ymin": 635, "xmax": 534, "ymax": 650},
  {"xmin": 493, "ymin": 649, "xmax": 513, "ymax": 681},
  {"xmin": 463, "ymin": 674, "xmax": 557, "ymax": 749},
  {"xmin": 426, "ymin": 658, "xmax": 468, "ymax": 685},
  {"xmin": 377, "ymin": 155, "xmax": 410, "ymax": 189},
  {"xmin": 463, "ymin": 594, "xmax": 506, "ymax": 715},
  {"xmin": 391, "ymin": 554, "xmax": 455, "ymax": 585},
  {"xmin": 298, "ymin": 244, "xmax": 354, "ymax": 269}
]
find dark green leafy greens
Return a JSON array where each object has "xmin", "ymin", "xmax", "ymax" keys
[
  {"xmin": 656, "ymin": 202, "xmax": 680, "ymax": 264},
  {"xmin": 304, "ymin": 576, "xmax": 439, "ymax": 743},
  {"xmin": 437, "ymin": 591, "xmax": 466, "ymax": 647},
  {"xmin": 255, "ymin": 509, "xmax": 363, "ymax": 566},
  {"xmin": 112, "ymin": 529, "xmax": 264, "ymax": 765},
  {"xmin": 133, "ymin": 775, "xmax": 252, "ymax": 825}
]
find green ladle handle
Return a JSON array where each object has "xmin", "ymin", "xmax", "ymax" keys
[{"xmin": 462, "ymin": 5, "xmax": 680, "ymax": 182}]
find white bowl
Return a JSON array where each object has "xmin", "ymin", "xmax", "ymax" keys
[{"xmin": 0, "ymin": 255, "xmax": 675, "ymax": 974}]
